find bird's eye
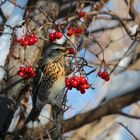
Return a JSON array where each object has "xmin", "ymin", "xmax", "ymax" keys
[
  {"xmin": 55, "ymin": 48, "xmax": 62, "ymax": 53},
  {"xmin": 56, "ymin": 49, "xmax": 60, "ymax": 52}
]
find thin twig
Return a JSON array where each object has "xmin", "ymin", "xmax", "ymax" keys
[
  {"xmin": 117, "ymin": 122, "xmax": 139, "ymax": 140},
  {"xmin": 110, "ymin": 40, "xmax": 136, "ymax": 74},
  {"xmin": 118, "ymin": 111, "xmax": 140, "ymax": 120}
]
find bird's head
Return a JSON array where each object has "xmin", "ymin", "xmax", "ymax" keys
[
  {"xmin": 39, "ymin": 44, "xmax": 67, "ymax": 66},
  {"xmin": 46, "ymin": 45, "xmax": 66, "ymax": 59}
]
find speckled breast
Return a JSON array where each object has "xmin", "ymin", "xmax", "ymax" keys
[{"xmin": 37, "ymin": 62, "xmax": 65, "ymax": 104}]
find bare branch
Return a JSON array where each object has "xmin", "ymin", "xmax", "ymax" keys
[
  {"xmin": 118, "ymin": 111, "xmax": 140, "ymax": 120},
  {"xmin": 118, "ymin": 122, "xmax": 139, "ymax": 140},
  {"xmin": 62, "ymin": 88, "xmax": 140, "ymax": 133}
]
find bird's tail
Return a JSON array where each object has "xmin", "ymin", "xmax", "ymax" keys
[{"xmin": 25, "ymin": 108, "xmax": 41, "ymax": 124}]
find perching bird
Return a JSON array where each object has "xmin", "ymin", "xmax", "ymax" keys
[{"xmin": 25, "ymin": 44, "xmax": 67, "ymax": 124}]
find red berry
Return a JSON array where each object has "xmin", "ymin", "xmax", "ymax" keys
[
  {"xmin": 80, "ymin": 89, "xmax": 85, "ymax": 94},
  {"xmin": 81, "ymin": 83, "xmax": 89, "ymax": 89},
  {"xmin": 86, "ymin": 84, "xmax": 90, "ymax": 89},
  {"xmin": 67, "ymin": 86, "xmax": 72, "ymax": 90},
  {"xmin": 30, "ymin": 69, "xmax": 35, "ymax": 74},
  {"xmin": 28, "ymin": 37, "xmax": 35, "ymax": 45},
  {"xmin": 65, "ymin": 81, "xmax": 70, "ymax": 86},
  {"xmin": 77, "ymin": 11, "xmax": 86, "ymax": 18},
  {"xmin": 27, "ymin": 71, "xmax": 36, "ymax": 78},
  {"xmin": 31, "ymin": 70, "xmax": 36, "ymax": 76},
  {"xmin": 65, "ymin": 77, "xmax": 73, "ymax": 90},
  {"xmin": 65, "ymin": 77, "xmax": 69, "ymax": 83},
  {"xmin": 73, "ymin": 76, "xmax": 79, "ymax": 80},
  {"xmin": 26, "ymin": 66, "xmax": 36, "ymax": 78},
  {"xmin": 20, "ymin": 66, "xmax": 26, "ymax": 72},
  {"xmin": 71, "ymin": 80, "xmax": 78, "ymax": 88},
  {"xmin": 34, "ymin": 37, "xmax": 38, "ymax": 43},
  {"xmin": 97, "ymin": 71, "xmax": 102, "ymax": 77},
  {"xmin": 67, "ymin": 28, "xmax": 74, "ymax": 36},
  {"xmin": 29, "ymin": 34, "xmax": 35, "ymax": 38},
  {"xmin": 104, "ymin": 76, "xmax": 110, "ymax": 81},
  {"xmin": 26, "ymin": 66, "xmax": 34, "ymax": 73},
  {"xmin": 76, "ymin": 85, "xmax": 80, "ymax": 90},
  {"xmin": 69, "ymin": 48, "xmax": 75, "ymax": 54},
  {"xmin": 18, "ymin": 38, "xmax": 24, "ymax": 46},
  {"xmin": 80, "ymin": 84, "xmax": 85, "ymax": 90},
  {"xmin": 54, "ymin": 32, "xmax": 62, "ymax": 39},
  {"xmin": 23, "ymin": 41, "xmax": 29, "ymax": 47},
  {"xmin": 101, "ymin": 71, "xmax": 109, "ymax": 79},
  {"xmin": 49, "ymin": 33, "xmax": 56, "ymax": 42},
  {"xmin": 73, "ymin": 76, "xmax": 80, "ymax": 84},
  {"xmin": 69, "ymin": 77, "xmax": 73, "ymax": 83},
  {"xmin": 17, "ymin": 71, "xmax": 25, "ymax": 77},
  {"xmin": 66, "ymin": 82, "xmax": 72, "ymax": 90},
  {"xmin": 74, "ymin": 28, "xmax": 83, "ymax": 34},
  {"xmin": 70, "ymin": 78, "xmax": 74, "ymax": 83},
  {"xmin": 79, "ymin": 76, "xmax": 87, "ymax": 84},
  {"xmin": 29, "ymin": 34, "xmax": 38, "ymax": 43},
  {"xmin": 65, "ymin": 78, "xmax": 71, "ymax": 85},
  {"xmin": 23, "ymin": 37, "xmax": 29, "ymax": 45}
]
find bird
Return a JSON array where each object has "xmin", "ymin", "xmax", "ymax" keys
[
  {"xmin": 0, "ymin": 96, "xmax": 14, "ymax": 139},
  {"xmin": 25, "ymin": 44, "xmax": 67, "ymax": 124}
]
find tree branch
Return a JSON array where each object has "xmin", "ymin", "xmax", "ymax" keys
[
  {"xmin": 118, "ymin": 111, "xmax": 140, "ymax": 120},
  {"xmin": 62, "ymin": 88, "xmax": 140, "ymax": 133}
]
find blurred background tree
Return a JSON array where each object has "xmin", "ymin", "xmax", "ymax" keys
[{"xmin": 0, "ymin": 0, "xmax": 140, "ymax": 140}]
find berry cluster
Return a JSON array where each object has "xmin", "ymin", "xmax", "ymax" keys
[
  {"xmin": 67, "ymin": 27, "xmax": 83, "ymax": 36},
  {"xmin": 49, "ymin": 31, "xmax": 63, "ymax": 42},
  {"xmin": 17, "ymin": 34, "xmax": 38, "ymax": 47},
  {"xmin": 17, "ymin": 66, "xmax": 36, "ymax": 78},
  {"xmin": 97, "ymin": 70, "xmax": 110, "ymax": 81},
  {"xmin": 65, "ymin": 76, "xmax": 90, "ymax": 94}
]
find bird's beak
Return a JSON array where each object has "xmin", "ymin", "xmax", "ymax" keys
[
  {"xmin": 63, "ymin": 48, "xmax": 71, "ymax": 56},
  {"xmin": 64, "ymin": 48, "xmax": 69, "ymax": 53}
]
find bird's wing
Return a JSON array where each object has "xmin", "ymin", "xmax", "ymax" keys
[{"xmin": 32, "ymin": 68, "xmax": 43, "ymax": 106}]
